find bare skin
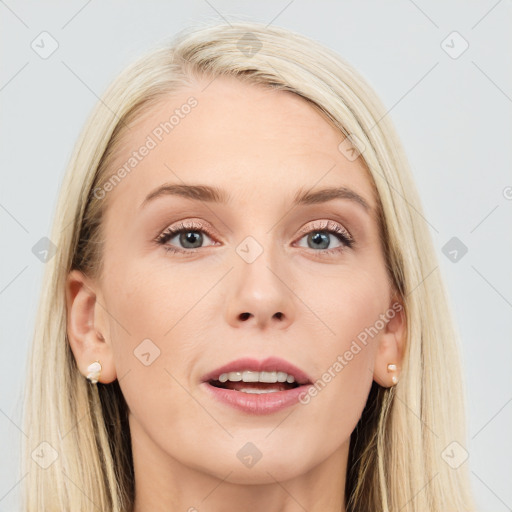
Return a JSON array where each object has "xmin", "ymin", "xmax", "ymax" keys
[{"xmin": 66, "ymin": 75, "xmax": 405, "ymax": 512}]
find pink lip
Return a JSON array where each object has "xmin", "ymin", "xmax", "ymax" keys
[
  {"xmin": 200, "ymin": 356, "xmax": 313, "ymax": 385},
  {"xmin": 201, "ymin": 382, "xmax": 313, "ymax": 415},
  {"xmin": 200, "ymin": 356, "xmax": 313, "ymax": 415}
]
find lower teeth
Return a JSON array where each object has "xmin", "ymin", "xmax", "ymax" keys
[
  {"xmin": 208, "ymin": 380, "xmax": 296, "ymax": 393},
  {"xmin": 238, "ymin": 388, "xmax": 281, "ymax": 394}
]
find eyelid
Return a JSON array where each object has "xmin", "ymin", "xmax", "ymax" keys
[
  {"xmin": 155, "ymin": 219, "xmax": 218, "ymax": 244},
  {"xmin": 155, "ymin": 218, "xmax": 354, "ymax": 254},
  {"xmin": 295, "ymin": 219, "xmax": 353, "ymax": 242}
]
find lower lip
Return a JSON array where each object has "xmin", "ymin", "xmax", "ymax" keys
[{"xmin": 201, "ymin": 382, "xmax": 313, "ymax": 415}]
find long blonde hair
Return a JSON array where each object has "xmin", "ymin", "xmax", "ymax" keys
[{"xmin": 21, "ymin": 20, "xmax": 476, "ymax": 511}]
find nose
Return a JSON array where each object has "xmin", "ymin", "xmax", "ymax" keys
[{"xmin": 224, "ymin": 249, "xmax": 295, "ymax": 331}]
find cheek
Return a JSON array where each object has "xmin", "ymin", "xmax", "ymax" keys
[
  {"xmin": 296, "ymin": 267, "xmax": 386, "ymax": 416},
  {"xmin": 305, "ymin": 265, "xmax": 387, "ymax": 343},
  {"xmin": 103, "ymin": 259, "xmax": 204, "ymax": 439},
  {"xmin": 102, "ymin": 256, "xmax": 203, "ymax": 396},
  {"xmin": 104, "ymin": 254, "xmax": 205, "ymax": 336}
]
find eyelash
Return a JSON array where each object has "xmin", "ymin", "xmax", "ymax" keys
[{"xmin": 154, "ymin": 219, "xmax": 355, "ymax": 256}]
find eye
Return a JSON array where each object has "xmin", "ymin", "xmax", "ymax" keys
[
  {"xmin": 154, "ymin": 219, "xmax": 354, "ymax": 256},
  {"xmin": 294, "ymin": 220, "xmax": 354, "ymax": 254},
  {"xmin": 155, "ymin": 220, "xmax": 217, "ymax": 254}
]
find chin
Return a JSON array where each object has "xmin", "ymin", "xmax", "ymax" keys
[{"xmin": 201, "ymin": 453, "xmax": 309, "ymax": 485}]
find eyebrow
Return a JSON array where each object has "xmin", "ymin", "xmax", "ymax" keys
[{"xmin": 140, "ymin": 183, "xmax": 371, "ymax": 213}]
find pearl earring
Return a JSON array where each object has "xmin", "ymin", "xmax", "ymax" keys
[
  {"xmin": 387, "ymin": 363, "xmax": 399, "ymax": 385},
  {"xmin": 86, "ymin": 360, "xmax": 102, "ymax": 384}
]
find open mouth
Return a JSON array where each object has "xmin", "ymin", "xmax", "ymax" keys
[
  {"xmin": 202, "ymin": 364, "xmax": 313, "ymax": 413},
  {"xmin": 206, "ymin": 368, "xmax": 310, "ymax": 394},
  {"xmin": 208, "ymin": 379, "xmax": 299, "ymax": 394}
]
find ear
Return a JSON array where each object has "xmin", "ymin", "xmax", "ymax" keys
[
  {"xmin": 373, "ymin": 293, "xmax": 406, "ymax": 388},
  {"xmin": 65, "ymin": 269, "xmax": 117, "ymax": 384}
]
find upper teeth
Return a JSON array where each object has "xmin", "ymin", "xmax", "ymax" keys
[{"xmin": 217, "ymin": 371, "xmax": 296, "ymax": 384}]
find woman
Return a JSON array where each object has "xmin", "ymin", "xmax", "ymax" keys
[{"xmin": 21, "ymin": 21, "xmax": 476, "ymax": 511}]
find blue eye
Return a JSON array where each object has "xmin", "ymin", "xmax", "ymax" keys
[
  {"xmin": 155, "ymin": 221, "xmax": 216, "ymax": 253},
  {"xmin": 297, "ymin": 230, "xmax": 349, "ymax": 251},
  {"xmin": 155, "ymin": 219, "xmax": 354, "ymax": 256},
  {"xmin": 293, "ymin": 220, "xmax": 354, "ymax": 255}
]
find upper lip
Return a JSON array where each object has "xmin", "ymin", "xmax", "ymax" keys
[{"xmin": 201, "ymin": 356, "xmax": 313, "ymax": 385}]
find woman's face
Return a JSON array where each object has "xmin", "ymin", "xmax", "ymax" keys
[{"xmin": 69, "ymin": 76, "xmax": 404, "ymax": 486}]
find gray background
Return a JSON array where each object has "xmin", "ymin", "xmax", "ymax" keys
[{"xmin": 1, "ymin": 1, "xmax": 511, "ymax": 510}]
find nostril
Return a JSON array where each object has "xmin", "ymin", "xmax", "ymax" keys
[
  {"xmin": 240, "ymin": 312, "xmax": 251, "ymax": 320},
  {"xmin": 274, "ymin": 312, "xmax": 283, "ymax": 320}
]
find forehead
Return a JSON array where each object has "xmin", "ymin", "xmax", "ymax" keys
[{"xmin": 102, "ymin": 76, "xmax": 376, "ymax": 217}]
